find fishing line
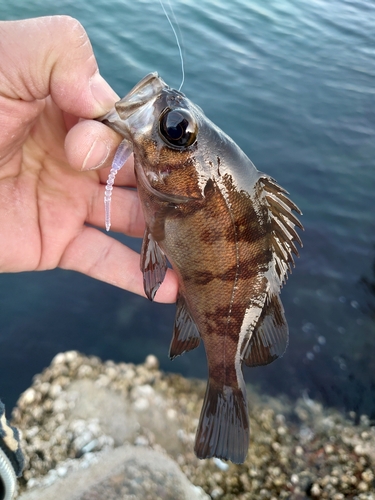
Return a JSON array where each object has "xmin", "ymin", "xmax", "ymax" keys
[{"xmin": 159, "ymin": 0, "xmax": 185, "ymax": 91}]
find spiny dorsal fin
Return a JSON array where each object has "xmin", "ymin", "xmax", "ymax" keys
[
  {"xmin": 241, "ymin": 294, "xmax": 288, "ymax": 367},
  {"xmin": 169, "ymin": 295, "xmax": 200, "ymax": 359},
  {"xmin": 140, "ymin": 227, "xmax": 167, "ymax": 301},
  {"xmin": 261, "ymin": 176, "xmax": 303, "ymax": 286}
]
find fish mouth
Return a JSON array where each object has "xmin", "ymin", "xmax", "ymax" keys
[{"xmin": 98, "ymin": 73, "xmax": 168, "ymax": 133}]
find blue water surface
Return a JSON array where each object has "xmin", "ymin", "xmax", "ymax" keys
[{"xmin": 1, "ymin": 0, "xmax": 374, "ymax": 417}]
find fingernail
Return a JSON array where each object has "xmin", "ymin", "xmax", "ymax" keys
[
  {"xmin": 90, "ymin": 73, "xmax": 119, "ymax": 113},
  {"xmin": 82, "ymin": 138, "xmax": 110, "ymax": 170}
]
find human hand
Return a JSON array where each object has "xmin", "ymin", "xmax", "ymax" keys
[{"xmin": 0, "ymin": 16, "xmax": 178, "ymax": 302}]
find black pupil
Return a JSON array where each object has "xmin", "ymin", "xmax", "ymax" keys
[
  {"xmin": 159, "ymin": 108, "xmax": 197, "ymax": 148},
  {"xmin": 165, "ymin": 112, "xmax": 186, "ymax": 140}
]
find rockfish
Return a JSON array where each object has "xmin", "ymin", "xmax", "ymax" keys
[{"xmin": 99, "ymin": 73, "xmax": 303, "ymax": 463}]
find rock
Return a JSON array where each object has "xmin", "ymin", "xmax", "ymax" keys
[
  {"xmin": 144, "ymin": 354, "xmax": 159, "ymax": 370},
  {"xmin": 67, "ymin": 379, "xmax": 138, "ymax": 446},
  {"xmin": 17, "ymin": 446, "xmax": 209, "ymax": 500},
  {"xmin": 10, "ymin": 351, "xmax": 375, "ymax": 500}
]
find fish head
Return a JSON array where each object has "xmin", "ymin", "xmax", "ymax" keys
[{"xmin": 100, "ymin": 72, "xmax": 245, "ymax": 203}]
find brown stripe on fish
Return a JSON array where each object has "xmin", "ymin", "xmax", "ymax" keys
[
  {"xmin": 183, "ymin": 256, "xmax": 266, "ymax": 286},
  {"xmin": 220, "ymin": 257, "xmax": 270, "ymax": 281},
  {"xmin": 203, "ymin": 302, "xmax": 251, "ymax": 338},
  {"xmin": 176, "ymin": 184, "xmax": 272, "ymax": 289}
]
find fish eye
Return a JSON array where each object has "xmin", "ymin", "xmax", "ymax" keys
[{"xmin": 159, "ymin": 108, "xmax": 197, "ymax": 148}]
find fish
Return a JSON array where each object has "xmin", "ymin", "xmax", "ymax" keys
[
  {"xmin": 0, "ymin": 400, "xmax": 24, "ymax": 499},
  {"xmin": 98, "ymin": 73, "xmax": 303, "ymax": 464}
]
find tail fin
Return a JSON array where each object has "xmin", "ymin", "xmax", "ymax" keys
[{"xmin": 194, "ymin": 382, "xmax": 249, "ymax": 464}]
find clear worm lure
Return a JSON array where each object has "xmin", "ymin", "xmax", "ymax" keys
[
  {"xmin": 104, "ymin": 139, "xmax": 132, "ymax": 231},
  {"xmin": 103, "ymin": 0, "xmax": 183, "ymax": 232}
]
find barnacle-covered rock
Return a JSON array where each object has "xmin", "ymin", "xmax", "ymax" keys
[{"xmin": 7, "ymin": 352, "xmax": 375, "ymax": 500}]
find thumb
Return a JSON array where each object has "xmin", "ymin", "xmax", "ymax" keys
[{"xmin": 0, "ymin": 16, "xmax": 118, "ymax": 118}]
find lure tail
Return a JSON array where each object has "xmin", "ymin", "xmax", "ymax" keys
[
  {"xmin": 194, "ymin": 380, "xmax": 250, "ymax": 464},
  {"xmin": 104, "ymin": 139, "xmax": 133, "ymax": 231}
]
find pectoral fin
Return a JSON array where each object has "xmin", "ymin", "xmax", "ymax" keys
[
  {"xmin": 169, "ymin": 295, "xmax": 200, "ymax": 359},
  {"xmin": 242, "ymin": 294, "xmax": 288, "ymax": 367},
  {"xmin": 140, "ymin": 228, "xmax": 167, "ymax": 301}
]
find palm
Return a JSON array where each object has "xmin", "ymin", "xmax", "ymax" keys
[{"xmin": 0, "ymin": 98, "xmax": 100, "ymax": 272}]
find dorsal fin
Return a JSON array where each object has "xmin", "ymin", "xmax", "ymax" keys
[{"xmin": 261, "ymin": 176, "xmax": 303, "ymax": 286}]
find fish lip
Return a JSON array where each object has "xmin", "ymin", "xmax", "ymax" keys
[{"xmin": 98, "ymin": 72, "xmax": 168, "ymax": 125}]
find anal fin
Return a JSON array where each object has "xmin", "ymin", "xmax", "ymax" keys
[
  {"xmin": 169, "ymin": 295, "xmax": 200, "ymax": 360},
  {"xmin": 242, "ymin": 294, "xmax": 289, "ymax": 367},
  {"xmin": 140, "ymin": 228, "xmax": 167, "ymax": 301}
]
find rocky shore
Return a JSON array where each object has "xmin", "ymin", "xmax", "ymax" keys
[{"xmin": 10, "ymin": 351, "xmax": 375, "ymax": 499}]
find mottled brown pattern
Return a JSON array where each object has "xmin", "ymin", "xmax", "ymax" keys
[
  {"xmin": 158, "ymin": 177, "xmax": 260, "ymax": 390},
  {"xmin": 204, "ymin": 302, "xmax": 249, "ymax": 337},
  {"xmin": 99, "ymin": 73, "xmax": 302, "ymax": 463},
  {"xmin": 183, "ymin": 257, "xmax": 263, "ymax": 285},
  {"xmin": 137, "ymin": 141, "xmax": 204, "ymax": 202}
]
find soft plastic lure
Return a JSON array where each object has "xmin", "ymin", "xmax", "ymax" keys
[
  {"xmin": 104, "ymin": 139, "xmax": 132, "ymax": 231},
  {"xmin": 103, "ymin": 0, "xmax": 184, "ymax": 233}
]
